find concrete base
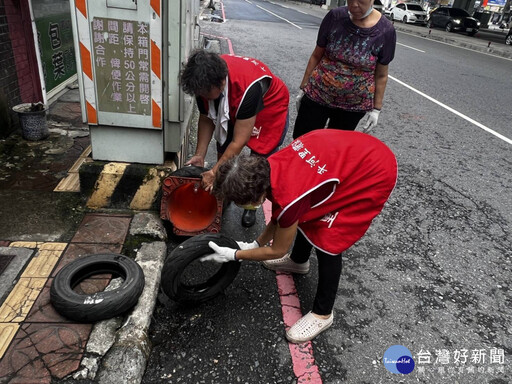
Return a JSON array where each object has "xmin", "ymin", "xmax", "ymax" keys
[{"xmin": 90, "ymin": 126, "xmax": 165, "ymax": 165}]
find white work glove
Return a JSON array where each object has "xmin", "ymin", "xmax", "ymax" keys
[
  {"xmin": 296, "ymin": 90, "xmax": 305, "ymax": 112},
  {"xmin": 200, "ymin": 241, "xmax": 238, "ymax": 263},
  {"xmin": 236, "ymin": 240, "xmax": 260, "ymax": 250},
  {"xmin": 359, "ymin": 109, "xmax": 381, "ymax": 133}
]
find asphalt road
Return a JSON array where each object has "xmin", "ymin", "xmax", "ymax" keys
[{"xmin": 143, "ymin": 1, "xmax": 512, "ymax": 383}]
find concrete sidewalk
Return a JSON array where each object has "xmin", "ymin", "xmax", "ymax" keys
[{"xmin": 0, "ymin": 82, "xmax": 170, "ymax": 383}]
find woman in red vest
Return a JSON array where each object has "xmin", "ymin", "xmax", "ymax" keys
[
  {"xmin": 203, "ymin": 129, "xmax": 397, "ymax": 343},
  {"xmin": 181, "ymin": 50, "xmax": 289, "ymax": 227}
]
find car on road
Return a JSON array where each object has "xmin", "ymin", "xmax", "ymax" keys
[
  {"xmin": 374, "ymin": 0, "xmax": 384, "ymax": 13},
  {"xmin": 506, "ymin": 28, "xmax": 512, "ymax": 45},
  {"xmin": 389, "ymin": 3, "xmax": 428, "ymax": 25},
  {"xmin": 427, "ymin": 7, "xmax": 481, "ymax": 36}
]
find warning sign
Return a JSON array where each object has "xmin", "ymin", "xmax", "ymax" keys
[{"xmin": 92, "ymin": 17, "xmax": 151, "ymax": 115}]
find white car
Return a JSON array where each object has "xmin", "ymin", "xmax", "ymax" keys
[{"xmin": 390, "ymin": 3, "xmax": 428, "ymax": 25}]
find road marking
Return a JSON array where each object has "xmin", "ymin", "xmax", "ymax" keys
[
  {"xmin": 397, "ymin": 30, "xmax": 512, "ymax": 61},
  {"xmin": 220, "ymin": 0, "xmax": 226, "ymax": 21},
  {"xmin": 201, "ymin": 32, "xmax": 235, "ymax": 55},
  {"xmin": 397, "ymin": 42, "xmax": 425, "ymax": 52},
  {"xmin": 389, "ymin": 75, "xmax": 512, "ymax": 145},
  {"xmin": 251, "ymin": 3, "xmax": 303, "ymax": 29},
  {"xmin": 268, "ymin": 0, "xmax": 309, "ymax": 14},
  {"xmin": 262, "ymin": 200, "xmax": 323, "ymax": 383}
]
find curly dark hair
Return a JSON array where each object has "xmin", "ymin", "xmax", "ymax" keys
[
  {"xmin": 180, "ymin": 49, "xmax": 228, "ymax": 96},
  {"xmin": 213, "ymin": 155, "xmax": 271, "ymax": 205}
]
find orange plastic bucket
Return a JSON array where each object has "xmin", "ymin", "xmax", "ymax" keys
[{"xmin": 160, "ymin": 167, "xmax": 222, "ymax": 236}]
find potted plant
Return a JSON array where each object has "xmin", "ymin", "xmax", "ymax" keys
[{"xmin": 12, "ymin": 102, "xmax": 49, "ymax": 141}]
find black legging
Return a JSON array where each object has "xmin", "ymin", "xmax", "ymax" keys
[
  {"xmin": 290, "ymin": 230, "xmax": 342, "ymax": 316},
  {"xmin": 293, "ymin": 94, "xmax": 366, "ymax": 139}
]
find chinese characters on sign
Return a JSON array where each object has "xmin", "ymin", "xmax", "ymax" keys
[
  {"xmin": 92, "ymin": 18, "xmax": 151, "ymax": 115},
  {"xmin": 36, "ymin": 14, "xmax": 77, "ymax": 92},
  {"xmin": 415, "ymin": 347, "xmax": 506, "ymax": 376}
]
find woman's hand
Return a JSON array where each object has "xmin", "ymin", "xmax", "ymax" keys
[
  {"xmin": 359, "ymin": 109, "xmax": 381, "ymax": 133},
  {"xmin": 201, "ymin": 169, "xmax": 215, "ymax": 192},
  {"xmin": 185, "ymin": 155, "xmax": 205, "ymax": 167},
  {"xmin": 200, "ymin": 241, "xmax": 238, "ymax": 263}
]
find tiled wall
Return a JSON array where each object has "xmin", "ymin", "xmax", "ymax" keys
[
  {"xmin": 3, "ymin": 0, "xmax": 42, "ymax": 104},
  {"xmin": 0, "ymin": 0, "xmax": 21, "ymax": 137}
]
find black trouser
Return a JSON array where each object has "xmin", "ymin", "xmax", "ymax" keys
[
  {"xmin": 290, "ymin": 230, "xmax": 342, "ymax": 316},
  {"xmin": 293, "ymin": 94, "xmax": 366, "ymax": 139}
]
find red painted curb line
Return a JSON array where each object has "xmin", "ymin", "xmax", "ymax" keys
[{"xmin": 263, "ymin": 199, "xmax": 323, "ymax": 383}]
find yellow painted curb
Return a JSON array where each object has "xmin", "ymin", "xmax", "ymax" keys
[
  {"xmin": 86, "ymin": 162, "xmax": 129, "ymax": 209},
  {"xmin": 129, "ymin": 168, "xmax": 166, "ymax": 210}
]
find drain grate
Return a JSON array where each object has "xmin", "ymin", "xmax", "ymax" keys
[{"xmin": 0, "ymin": 255, "xmax": 15, "ymax": 276}]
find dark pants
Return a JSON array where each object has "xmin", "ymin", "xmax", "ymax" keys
[
  {"xmin": 293, "ymin": 94, "xmax": 366, "ymax": 139},
  {"xmin": 290, "ymin": 230, "xmax": 342, "ymax": 316}
]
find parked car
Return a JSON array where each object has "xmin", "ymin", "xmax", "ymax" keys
[
  {"xmin": 506, "ymin": 28, "xmax": 512, "ymax": 45},
  {"xmin": 427, "ymin": 7, "xmax": 480, "ymax": 36},
  {"xmin": 389, "ymin": 3, "xmax": 428, "ymax": 25},
  {"xmin": 374, "ymin": 0, "xmax": 384, "ymax": 14}
]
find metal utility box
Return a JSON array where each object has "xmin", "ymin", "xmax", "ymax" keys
[{"xmin": 69, "ymin": 0, "xmax": 199, "ymax": 164}]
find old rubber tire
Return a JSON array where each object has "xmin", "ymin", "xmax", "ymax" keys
[
  {"xmin": 169, "ymin": 165, "xmax": 208, "ymax": 178},
  {"xmin": 50, "ymin": 254, "xmax": 145, "ymax": 322},
  {"xmin": 445, "ymin": 22, "xmax": 453, "ymax": 32},
  {"xmin": 161, "ymin": 233, "xmax": 241, "ymax": 306}
]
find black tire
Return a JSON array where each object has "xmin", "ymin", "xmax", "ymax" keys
[
  {"xmin": 161, "ymin": 233, "xmax": 241, "ymax": 306},
  {"xmin": 468, "ymin": 31, "xmax": 477, "ymax": 36},
  {"xmin": 445, "ymin": 22, "xmax": 453, "ymax": 32},
  {"xmin": 427, "ymin": 19, "xmax": 433, "ymax": 28},
  {"xmin": 505, "ymin": 34, "xmax": 512, "ymax": 45},
  {"xmin": 390, "ymin": 13, "xmax": 395, "ymax": 21},
  {"xmin": 50, "ymin": 254, "xmax": 145, "ymax": 322},
  {"xmin": 169, "ymin": 165, "xmax": 208, "ymax": 178},
  {"xmin": 403, "ymin": 16, "xmax": 407, "ymax": 23}
]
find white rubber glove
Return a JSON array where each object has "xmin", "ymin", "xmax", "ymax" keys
[
  {"xmin": 359, "ymin": 109, "xmax": 381, "ymax": 133},
  {"xmin": 200, "ymin": 241, "xmax": 238, "ymax": 263},
  {"xmin": 236, "ymin": 240, "xmax": 259, "ymax": 250},
  {"xmin": 296, "ymin": 90, "xmax": 305, "ymax": 112}
]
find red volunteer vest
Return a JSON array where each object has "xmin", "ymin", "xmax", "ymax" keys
[
  {"xmin": 268, "ymin": 129, "xmax": 397, "ymax": 255},
  {"xmin": 222, "ymin": 55, "xmax": 289, "ymax": 155}
]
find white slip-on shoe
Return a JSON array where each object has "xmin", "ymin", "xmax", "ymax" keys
[
  {"xmin": 262, "ymin": 253, "xmax": 310, "ymax": 274},
  {"xmin": 285, "ymin": 311, "xmax": 334, "ymax": 344}
]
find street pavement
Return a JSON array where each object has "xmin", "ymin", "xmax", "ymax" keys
[{"xmin": 0, "ymin": 1, "xmax": 511, "ymax": 383}]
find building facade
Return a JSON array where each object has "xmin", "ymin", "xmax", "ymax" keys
[{"xmin": 0, "ymin": 0, "xmax": 76, "ymax": 138}]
